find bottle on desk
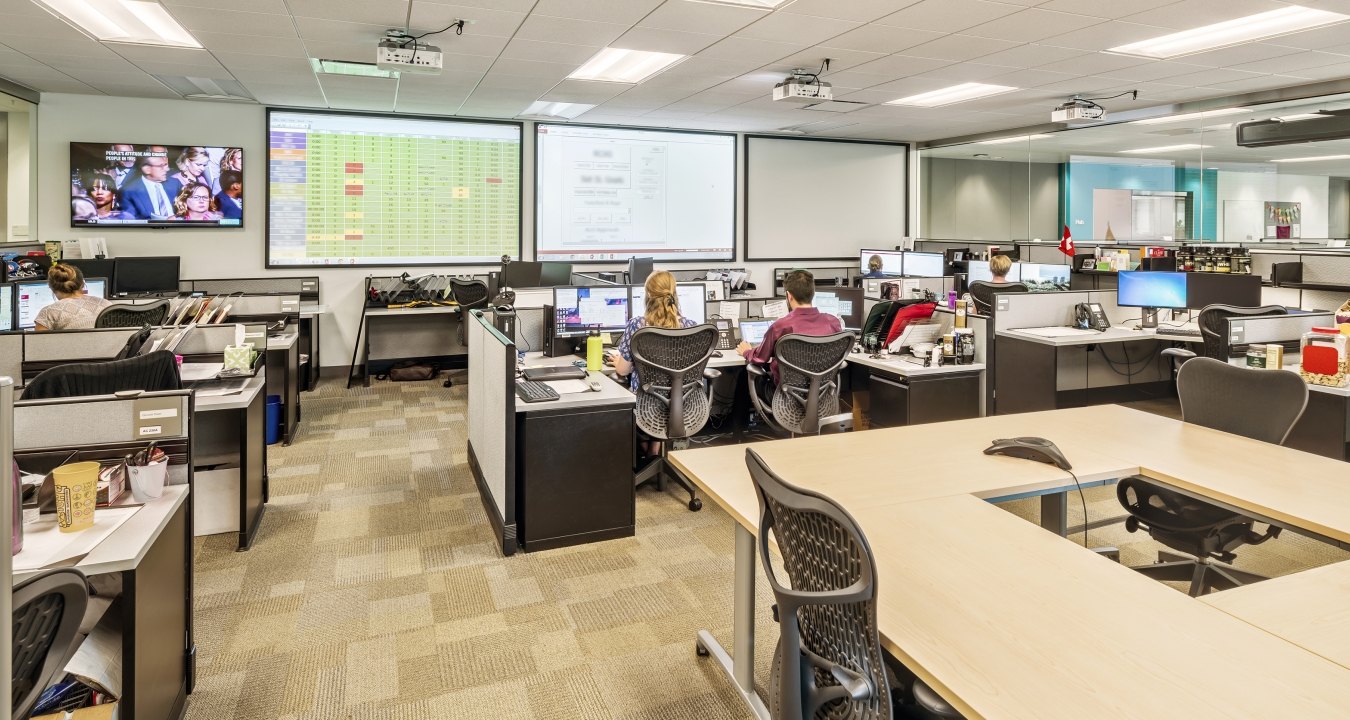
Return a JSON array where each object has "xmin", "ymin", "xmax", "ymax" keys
[{"xmin": 586, "ymin": 328, "xmax": 603, "ymax": 373}]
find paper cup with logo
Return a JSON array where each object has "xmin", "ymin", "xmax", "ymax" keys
[{"xmin": 52, "ymin": 461, "xmax": 99, "ymax": 533}]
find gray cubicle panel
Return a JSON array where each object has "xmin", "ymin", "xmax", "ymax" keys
[
  {"xmin": 1228, "ymin": 312, "xmax": 1336, "ymax": 346},
  {"xmin": 184, "ymin": 277, "xmax": 319, "ymax": 302},
  {"xmin": 23, "ymin": 328, "xmax": 139, "ymax": 368},
  {"xmin": 466, "ymin": 309, "xmax": 517, "ymax": 555},
  {"xmin": 154, "ymin": 323, "xmax": 269, "ymax": 355},
  {"xmin": 991, "ymin": 289, "xmax": 1125, "ymax": 332},
  {"xmin": 225, "ymin": 294, "xmax": 300, "ymax": 317},
  {"xmin": 0, "ymin": 334, "xmax": 21, "ymax": 385}
]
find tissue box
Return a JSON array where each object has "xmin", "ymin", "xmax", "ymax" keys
[{"xmin": 222, "ymin": 345, "xmax": 254, "ymax": 372}]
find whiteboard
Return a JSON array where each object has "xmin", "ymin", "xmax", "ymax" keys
[{"xmin": 747, "ymin": 137, "xmax": 907, "ymax": 260}]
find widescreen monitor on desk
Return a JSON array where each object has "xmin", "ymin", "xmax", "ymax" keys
[
  {"xmin": 16, "ymin": 278, "xmax": 108, "ymax": 330},
  {"xmin": 113, "ymin": 256, "xmax": 179, "ymax": 295},
  {"xmin": 859, "ymin": 250, "xmax": 904, "ymax": 278},
  {"xmin": 630, "ymin": 283, "xmax": 707, "ymax": 325},
  {"xmin": 1020, "ymin": 263, "xmax": 1071, "ymax": 291},
  {"xmin": 1118, "ymin": 271, "xmax": 1188, "ymax": 309},
  {"xmin": 966, "ymin": 260, "xmax": 1021, "ymax": 283},
  {"xmin": 552, "ymin": 286, "xmax": 630, "ymax": 337},
  {"xmin": 1186, "ymin": 272, "xmax": 1262, "ymax": 309},
  {"xmin": 814, "ymin": 287, "xmax": 864, "ymax": 329},
  {"xmin": 902, "ymin": 251, "xmax": 945, "ymax": 278}
]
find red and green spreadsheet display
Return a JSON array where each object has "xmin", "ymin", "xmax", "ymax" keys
[{"xmin": 268, "ymin": 111, "xmax": 520, "ymax": 266}]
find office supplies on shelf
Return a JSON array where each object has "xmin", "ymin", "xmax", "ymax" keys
[
  {"xmin": 515, "ymin": 379, "xmax": 560, "ymax": 403},
  {"xmin": 522, "ymin": 365, "xmax": 586, "ymax": 382}
]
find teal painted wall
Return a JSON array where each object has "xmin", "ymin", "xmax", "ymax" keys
[{"xmin": 1064, "ymin": 160, "xmax": 1218, "ymax": 241}]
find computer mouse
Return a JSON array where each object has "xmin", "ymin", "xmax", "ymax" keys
[{"xmin": 711, "ymin": 350, "xmax": 723, "ymax": 358}]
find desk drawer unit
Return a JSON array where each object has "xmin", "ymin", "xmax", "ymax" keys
[{"xmin": 869, "ymin": 373, "xmax": 981, "ymax": 428}]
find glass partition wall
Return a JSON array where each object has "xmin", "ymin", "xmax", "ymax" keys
[{"xmin": 918, "ymin": 92, "xmax": 1350, "ymax": 247}]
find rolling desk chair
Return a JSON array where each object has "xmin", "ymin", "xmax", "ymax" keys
[
  {"xmin": 746, "ymin": 449, "xmax": 959, "ymax": 720},
  {"xmin": 12, "ymin": 569, "xmax": 90, "ymax": 720},
  {"xmin": 1118, "ymin": 357, "xmax": 1309, "ymax": 596},
  {"xmin": 93, "ymin": 299, "xmax": 170, "ymax": 329},
  {"xmin": 21, "ymin": 350, "xmax": 182, "ymax": 400},
  {"xmin": 630, "ymin": 325, "xmax": 720, "ymax": 512},
  {"xmin": 449, "ymin": 279, "xmax": 490, "ymax": 346},
  {"xmin": 967, "ymin": 281, "xmax": 1028, "ymax": 315},
  {"xmin": 747, "ymin": 333, "xmax": 854, "ymax": 437}
]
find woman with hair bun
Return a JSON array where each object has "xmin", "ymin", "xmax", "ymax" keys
[{"xmin": 33, "ymin": 264, "xmax": 112, "ymax": 331}]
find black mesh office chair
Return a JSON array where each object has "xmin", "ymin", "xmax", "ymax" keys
[
  {"xmin": 1118, "ymin": 357, "xmax": 1308, "ymax": 596},
  {"xmin": 966, "ymin": 281, "xmax": 1028, "ymax": 315},
  {"xmin": 450, "ymin": 279, "xmax": 490, "ymax": 346},
  {"xmin": 1161, "ymin": 304, "xmax": 1287, "ymax": 365},
  {"xmin": 747, "ymin": 332, "xmax": 854, "ymax": 437},
  {"xmin": 630, "ymin": 325, "xmax": 719, "ymax": 512},
  {"xmin": 93, "ymin": 300, "xmax": 170, "ymax": 329},
  {"xmin": 746, "ymin": 449, "xmax": 960, "ymax": 720},
  {"xmin": 21, "ymin": 350, "xmax": 182, "ymax": 400},
  {"xmin": 13, "ymin": 569, "xmax": 90, "ymax": 720}
]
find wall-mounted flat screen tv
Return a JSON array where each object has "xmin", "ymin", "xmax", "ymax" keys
[{"xmin": 70, "ymin": 143, "xmax": 243, "ymax": 227}]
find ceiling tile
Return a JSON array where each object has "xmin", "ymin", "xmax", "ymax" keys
[
  {"xmin": 903, "ymin": 34, "xmax": 1022, "ymax": 62},
  {"xmin": 529, "ymin": 0, "xmax": 664, "ymax": 24},
  {"xmin": 1035, "ymin": 0, "xmax": 1179, "ymax": 19},
  {"xmin": 407, "ymin": 2, "xmax": 529, "ymax": 38},
  {"xmin": 1033, "ymin": 52, "xmax": 1149, "ymax": 76},
  {"xmin": 293, "ymin": 17, "xmax": 391, "ymax": 44},
  {"xmin": 1037, "ymin": 21, "xmax": 1175, "ymax": 52},
  {"xmin": 786, "ymin": 0, "xmax": 922, "ymax": 22},
  {"xmin": 499, "ymin": 39, "xmax": 600, "ymax": 65},
  {"xmin": 974, "ymin": 43, "xmax": 1086, "ymax": 69},
  {"xmin": 107, "ymin": 46, "xmax": 220, "ymax": 65},
  {"xmin": 1154, "ymin": 67, "xmax": 1268, "ymax": 87},
  {"xmin": 164, "ymin": 0, "xmax": 290, "ymax": 13},
  {"xmin": 197, "ymin": 32, "xmax": 309, "ymax": 58},
  {"xmin": 846, "ymin": 53, "xmax": 952, "ymax": 78},
  {"xmin": 1176, "ymin": 42, "xmax": 1307, "ymax": 69},
  {"xmin": 875, "ymin": 0, "xmax": 1024, "ymax": 33},
  {"xmin": 287, "ymin": 0, "xmax": 408, "ymax": 26},
  {"xmin": 1232, "ymin": 50, "xmax": 1350, "ymax": 75},
  {"xmin": 513, "ymin": 15, "xmax": 629, "ymax": 46},
  {"xmin": 1119, "ymin": 0, "xmax": 1294, "ymax": 31},
  {"xmin": 699, "ymin": 36, "xmax": 807, "ymax": 65},
  {"xmin": 613, "ymin": 26, "xmax": 722, "ymax": 55},
  {"xmin": 537, "ymin": 79, "xmax": 631, "ymax": 104},
  {"xmin": 638, "ymin": 1, "xmax": 766, "ymax": 34},
  {"xmin": 812, "ymin": 25, "xmax": 944, "ymax": 54},
  {"xmin": 736, "ymin": 13, "xmax": 862, "ymax": 47},
  {"xmin": 964, "ymin": 9, "xmax": 1106, "ymax": 43},
  {"xmin": 160, "ymin": 8, "xmax": 296, "ymax": 38}
]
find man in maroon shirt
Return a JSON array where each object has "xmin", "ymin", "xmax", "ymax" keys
[{"xmin": 738, "ymin": 269, "xmax": 844, "ymax": 386}]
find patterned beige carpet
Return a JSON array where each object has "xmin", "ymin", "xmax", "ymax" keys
[{"xmin": 184, "ymin": 378, "xmax": 1346, "ymax": 719}]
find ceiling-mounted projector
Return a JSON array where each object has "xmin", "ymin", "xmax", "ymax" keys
[
  {"xmin": 377, "ymin": 30, "xmax": 443, "ymax": 74},
  {"xmin": 773, "ymin": 73, "xmax": 832, "ymax": 104},
  {"xmin": 1052, "ymin": 97, "xmax": 1104, "ymax": 123}
]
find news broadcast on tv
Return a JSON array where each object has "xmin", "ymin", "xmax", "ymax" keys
[{"xmin": 70, "ymin": 143, "xmax": 243, "ymax": 227}]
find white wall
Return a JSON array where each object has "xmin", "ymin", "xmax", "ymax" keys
[
  {"xmin": 1216, "ymin": 170, "xmax": 1329, "ymax": 241},
  {"xmin": 7, "ymin": 110, "xmax": 28, "ymax": 241},
  {"xmin": 38, "ymin": 93, "xmax": 896, "ymax": 370}
]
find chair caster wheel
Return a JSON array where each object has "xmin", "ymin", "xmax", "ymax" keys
[
  {"xmin": 696, "ymin": 642, "xmax": 710, "ymax": 657},
  {"xmin": 688, "ymin": 498, "xmax": 703, "ymax": 512}
]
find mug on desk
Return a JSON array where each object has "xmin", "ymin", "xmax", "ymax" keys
[{"xmin": 52, "ymin": 461, "xmax": 99, "ymax": 533}]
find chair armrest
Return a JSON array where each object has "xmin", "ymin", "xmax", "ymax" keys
[
  {"xmin": 746, "ymin": 363, "xmax": 767, "ymax": 378},
  {"xmin": 1160, "ymin": 348, "xmax": 1196, "ymax": 360},
  {"xmin": 703, "ymin": 368, "xmax": 722, "ymax": 380},
  {"xmin": 818, "ymin": 412, "xmax": 852, "ymax": 434}
]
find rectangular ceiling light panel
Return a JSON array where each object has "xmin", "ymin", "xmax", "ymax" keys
[
  {"xmin": 1108, "ymin": 6, "xmax": 1349, "ymax": 59},
  {"xmin": 1119, "ymin": 144, "xmax": 1209, "ymax": 153},
  {"xmin": 569, "ymin": 47, "xmax": 686, "ymax": 83},
  {"xmin": 36, "ymin": 0, "xmax": 201, "ymax": 47},
  {"xmin": 886, "ymin": 83, "xmax": 1017, "ymax": 108}
]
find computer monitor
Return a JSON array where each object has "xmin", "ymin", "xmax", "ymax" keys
[
  {"xmin": 539, "ymin": 261, "xmax": 574, "ymax": 287},
  {"xmin": 903, "ymin": 251, "xmax": 945, "ymax": 278},
  {"xmin": 814, "ymin": 287, "xmax": 864, "ymax": 329},
  {"xmin": 966, "ymin": 260, "xmax": 1022, "ymax": 284},
  {"xmin": 739, "ymin": 318, "xmax": 775, "ymax": 347},
  {"xmin": 1019, "ymin": 263, "xmax": 1071, "ymax": 292},
  {"xmin": 0, "ymin": 284, "xmax": 12, "ymax": 332},
  {"xmin": 113, "ymin": 256, "xmax": 179, "ymax": 295},
  {"xmin": 61, "ymin": 258, "xmax": 116, "ymax": 290},
  {"xmin": 501, "ymin": 260, "xmax": 542, "ymax": 288},
  {"xmin": 859, "ymin": 249, "xmax": 904, "ymax": 277},
  {"xmin": 1185, "ymin": 273, "xmax": 1262, "ymax": 310},
  {"xmin": 552, "ymin": 286, "xmax": 630, "ymax": 337},
  {"xmin": 16, "ymin": 278, "xmax": 108, "ymax": 330},
  {"xmin": 630, "ymin": 282, "xmax": 707, "ymax": 325},
  {"xmin": 1117, "ymin": 271, "xmax": 1188, "ymax": 309},
  {"xmin": 627, "ymin": 257, "xmax": 654, "ymax": 284}
]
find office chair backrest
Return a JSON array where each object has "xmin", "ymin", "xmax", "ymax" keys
[
  {"xmin": 21, "ymin": 350, "xmax": 182, "ymax": 400},
  {"xmin": 12, "ymin": 569, "xmax": 90, "ymax": 720},
  {"xmin": 773, "ymin": 332, "xmax": 854, "ymax": 435},
  {"xmin": 746, "ymin": 448, "xmax": 889, "ymax": 719},
  {"xmin": 967, "ymin": 281, "xmax": 1028, "ymax": 315},
  {"xmin": 1178, "ymin": 357, "xmax": 1308, "ymax": 445},
  {"xmin": 450, "ymin": 278, "xmax": 489, "ymax": 309},
  {"xmin": 94, "ymin": 299, "xmax": 169, "ymax": 329},
  {"xmin": 629, "ymin": 324, "xmax": 717, "ymax": 441},
  {"xmin": 1196, "ymin": 304, "xmax": 1285, "ymax": 360}
]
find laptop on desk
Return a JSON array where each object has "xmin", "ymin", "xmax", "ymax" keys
[{"xmin": 738, "ymin": 319, "xmax": 775, "ymax": 348}]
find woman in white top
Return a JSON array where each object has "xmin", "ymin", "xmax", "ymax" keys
[{"xmin": 34, "ymin": 264, "xmax": 112, "ymax": 331}]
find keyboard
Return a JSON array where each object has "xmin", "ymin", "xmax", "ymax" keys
[
  {"xmin": 1159, "ymin": 327, "xmax": 1201, "ymax": 337},
  {"xmin": 515, "ymin": 380, "xmax": 560, "ymax": 403},
  {"xmin": 522, "ymin": 365, "xmax": 586, "ymax": 382}
]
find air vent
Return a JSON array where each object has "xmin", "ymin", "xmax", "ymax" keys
[
  {"xmin": 153, "ymin": 75, "xmax": 255, "ymax": 103},
  {"xmin": 777, "ymin": 119, "xmax": 859, "ymax": 134},
  {"xmin": 800, "ymin": 100, "xmax": 868, "ymax": 113}
]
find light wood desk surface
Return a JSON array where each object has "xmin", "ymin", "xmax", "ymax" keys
[
  {"xmin": 670, "ymin": 404, "xmax": 1350, "ymax": 719},
  {"xmin": 1203, "ymin": 560, "xmax": 1350, "ymax": 671}
]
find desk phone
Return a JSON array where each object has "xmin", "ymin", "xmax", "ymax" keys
[{"xmin": 713, "ymin": 318, "xmax": 739, "ymax": 350}]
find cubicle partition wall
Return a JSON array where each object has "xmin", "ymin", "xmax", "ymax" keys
[
  {"xmin": 0, "ymin": 334, "xmax": 23, "ymax": 385},
  {"xmin": 181, "ymin": 276, "xmax": 319, "ymax": 303},
  {"xmin": 20, "ymin": 328, "xmax": 138, "ymax": 380},
  {"xmin": 13, "ymin": 390, "xmax": 195, "ymax": 720},
  {"xmin": 466, "ymin": 309, "xmax": 518, "ymax": 556}
]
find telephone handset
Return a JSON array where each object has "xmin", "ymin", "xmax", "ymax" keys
[
  {"xmin": 713, "ymin": 318, "xmax": 740, "ymax": 351},
  {"xmin": 983, "ymin": 437, "xmax": 1072, "ymax": 470},
  {"xmin": 1075, "ymin": 302, "xmax": 1111, "ymax": 332}
]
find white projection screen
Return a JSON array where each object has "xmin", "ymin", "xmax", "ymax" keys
[
  {"xmin": 747, "ymin": 136, "xmax": 907, "ymax": 260},
  {"xmin": 535, "ymin": 124, "xmax": 736, "ymax": 262}
]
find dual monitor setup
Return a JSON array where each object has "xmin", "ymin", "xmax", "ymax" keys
[
  {"xmin": 0, "ymin": 256, "xmax": 181, "ymax": 332},
  {"xmin": 859, "ymin": 250, "xmax": 945, "ymax": 279},
  {"xmin": 965, "ymin": 260, "xmax": 1072, "ymax": 291},
  {"xmin": 501, "ymin": 257, "xmax": 656, "ymax": 291},
  {"xmin": 1116, "ymin": 270, "xmax": 1263, "ymax": 318}
]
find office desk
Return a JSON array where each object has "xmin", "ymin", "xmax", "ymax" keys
[
  {"xmin": 668, "ymin": 405, "xmax": 1350, "ymax": 720},
  {"xmin": 511, "ymin": 353, "xmax": 636, "ymax": 552},
  {"xmin": 847, "ymin": 353, "xmax": 985, "ymax": 427},
  {"xmin": 354, "ymin": 304, "xmax": 464, "ymax": 387},
  {"xmin": 15, "ymin": 487, "xmax": 194, "ymax": 720},
  {"xmin": 193, "ymin": 373, "xmax": 268, "ymax": 550},
  {"xmin": 298, "ymin": 303, "xmax": 327, "ymax": 391},
  {"xmin": 266, "ymin": 332, "xmax": 300, "ymax": 444},
  {"xmin": 995, "ymin": 325, "xmax": 1183, "ymax": 413},
  {"xmin": 1203, "ymin": 560, "xmax": 1350, "ymax": 671}
]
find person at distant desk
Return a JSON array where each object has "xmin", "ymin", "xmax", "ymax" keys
[
  {"xmin": 118, "ymin": 153, "xmax": 174, "ymax": 220},
  {"xmin": 174, "ymin": 184, "xmax": 221, "ymax": 221},
  {"xmin": 33, "ymin": 264, "xmax": 111, "ymax": 332},
  {"xmin": 988, "ymin": 254, "xmax": 1012, "ymax": 283},
  {"xmin": 216, "ymin": 169, "xmax": 242, "ymax": 220},
  {"xmin": 738, "ymin": 269, "xmax": 843, "ymax": 388},
  {"xmin": 863, "ymin": 254, "xmax": 887, "ymax": 278}
]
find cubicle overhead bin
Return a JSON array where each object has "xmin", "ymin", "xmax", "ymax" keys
[{"xmin": 13, "ymin": 390, "xmax": 196, "ymax": 720}]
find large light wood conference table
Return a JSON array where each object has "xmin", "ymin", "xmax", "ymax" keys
[{"xmin": 668, "ymin": 404, "xmax": 1350, "ymax": 720}]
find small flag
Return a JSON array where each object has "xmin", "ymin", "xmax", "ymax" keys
[{"xmin": 1060, "ymin": 225, "xmax": 1075, "ymax": 257}]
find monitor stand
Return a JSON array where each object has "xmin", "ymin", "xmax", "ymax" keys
[{"xmin": 1140, "ymin": 308, "xmax": 1159, "ymax": 328}]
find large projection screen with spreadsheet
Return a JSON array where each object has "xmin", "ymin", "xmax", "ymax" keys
[
  {"xmin": 266, "ymin": 109, "xmax": 522, "ymax": 267},
  {"xmin": 535, "ymin": 123, "xmax": 736, "ymax": 262}
]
